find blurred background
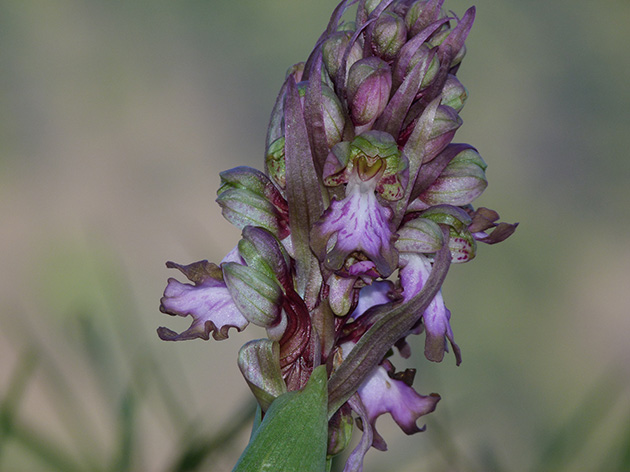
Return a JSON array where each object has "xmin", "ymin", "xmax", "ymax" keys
[{"xmin": 1, "ymin": 0, "xmax": 629, "ymax": 470}]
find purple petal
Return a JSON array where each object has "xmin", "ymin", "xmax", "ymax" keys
[
  {"xmin": 355, "ymin": 362, "xmax": 440, "ymax": 448},
  {"xmin": 346, "ymin": 260, "xmax": 379, "ymax": 278},
  {"xmin": 399, "ymin": 253, "xmax": 461, "ymax": 364},
  {"xmin": 343, "ymin": 395, "xmax": 375, "ymax": 472},
  {"xmin": 158, "ymin": 261, "xmax": 248, "ymax": 341},
  {"xmin": 350, "ymin": 281, "xmax": 394, "ymax": 320},
  {"xmin": 311, "ymin": 175, "xmax": 398, "ymax": 276}
]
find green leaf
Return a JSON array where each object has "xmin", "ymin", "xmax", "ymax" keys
[{"xmin": 232, "ymin": 365, "xmax": 328, "ymax": 472}]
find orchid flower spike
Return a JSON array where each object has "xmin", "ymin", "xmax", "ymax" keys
[{"xmin": 158, "ymin": 1, "xmax": 517, "ymax": 470}]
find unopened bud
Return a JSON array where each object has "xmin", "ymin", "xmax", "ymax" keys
[
  {"xmin": 327, "ymin": 408, "xmax": 354, "ymax": 456},
  {"xmin": 419, "ymin": 147, "xmax": 488, "ymax": 206},
  {"xmin": 423, "ymin": 104, "xmax": 462, "ymax": 161},
  {"xmin": 286, "ymin": 62, "xmax": 305, "ymax": 82},
  {"xmin": 217, "ymin": 167, "xmax": 288, "ymax": 237},
  {"xmin": 441, "ymin": 74, "xmax": 467, "ymax": 112},
  {"xmin": 238, "ymin": 339, "xmax": 287, "ymax": 412},
  {"xmin": 406, "ymin": 43, "xmax": 440, "ymax": 90},
  {"xmin": 328, "ymin": 273, "xmax": 356, "ymax": 316},
  {"xmin": 237, "ymin": 226, "xmax": 290, "ymax": 286},
  {"xmin": 322, "ymin": 31, "xmax": 363, "ymax": 80},
  {"xmin": 346, "ymin": 57, "xmax": 392, "ymax": 126},
  {"xmin": 356, "ymin": 0, "xmax": 383, "ymax": 23},
  {"xmin": 321, "ymin": 83, "xmax": 346, "ymax": 148},
  {"xmin": 405, "ymin": 0, "xmax": 444, "ymax": 37},
  {"xmin": 372, "ymin": 12, "xmax": 408, "ymax": 62}
]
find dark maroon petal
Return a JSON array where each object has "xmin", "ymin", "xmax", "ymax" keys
[{"xmin": 475, "ymin": 221, "xmax": 519, "ymax": 244}]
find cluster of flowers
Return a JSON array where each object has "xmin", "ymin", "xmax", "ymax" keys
[{"xmin": 158, "ymin": 0, "xmax": 516, "ymax": 468}]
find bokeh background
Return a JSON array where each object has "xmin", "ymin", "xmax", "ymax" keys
[{"xmin": 1, "ymin": 0, "xmax": 629, "ymax": 471}]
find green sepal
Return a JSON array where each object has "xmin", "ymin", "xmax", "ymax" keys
[
  {"xmin": 396, "ymin": 216, "xmax": 444, "ymax": 254},
  {"xmin": 418, "ymin": 147, "xmax": 487, "ymax": 206},
  {"xmin": 222, "ymin": 262, "xmax": 283, "ymax": 327},
  {"xmin": 216, "ymin": 166, "xmax": 289, "ymax": 238},
  {"xmin": 232, "ymin": 365, "xmax": 329, "ymax": 472},
  {"xmin": 238, "ymin": 339, "xmax": 287, "ymax": 412},
  {"xmin": 441, "ymin": 74, "xmax": 468, "ymax": 112},
  {"xmin": 419, "ymin": 204, "xmax": 472, "ymax": 233},
  {"xmin": 237, "ymin": 226, "xmax": 290, "ymax": 289}
]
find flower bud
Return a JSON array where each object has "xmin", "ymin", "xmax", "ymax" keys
[
  {"xmin": 405, "ymin": 0, "xmax": 444, "ymax": 37},
  {"xmin": 356, "ymin": 0, "xmax": 383, "ymax": 23},
  {"xmin": 346, "ymin": 57, "xmax": 392, "ymax": 126},
  {"xmin": 322, "ymin": 31, "xmax": 363, "ymax": 80},
  {"xmin": 405, "ymin": 43, "xmax": 440, "ymax": 90},
  {"xmin": 286, "ymin": 62, "xmax": 305, "ymax": 82},
  {"xmin": 321, "ymin": 83, "xmax": 346, "ymax": 148},
  {"xmin": 372, "ymin": 12, "xmax": 408, "ymax": 62},
  {"xmin": 418, "ymin": 147, "xmax": 487, "ymax": 206},
  {"xmin": 423, "ymin": 104, "xmax": 462, "ymax": 162},
  {"xmin": 441, "ymin": 74, "xmax": 467, "ymax": 112},
  {"xmin": 327, "ymin": 408, "xmax": 354, "ymax": 456},
  {"xmin": 328, "ymin": 273, "xmax": 357, "ymax": 316}
]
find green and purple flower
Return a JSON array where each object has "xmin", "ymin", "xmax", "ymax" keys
[{"xmin": 158, "ymin": 1, "xmax": 517, "ymax": 470}]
